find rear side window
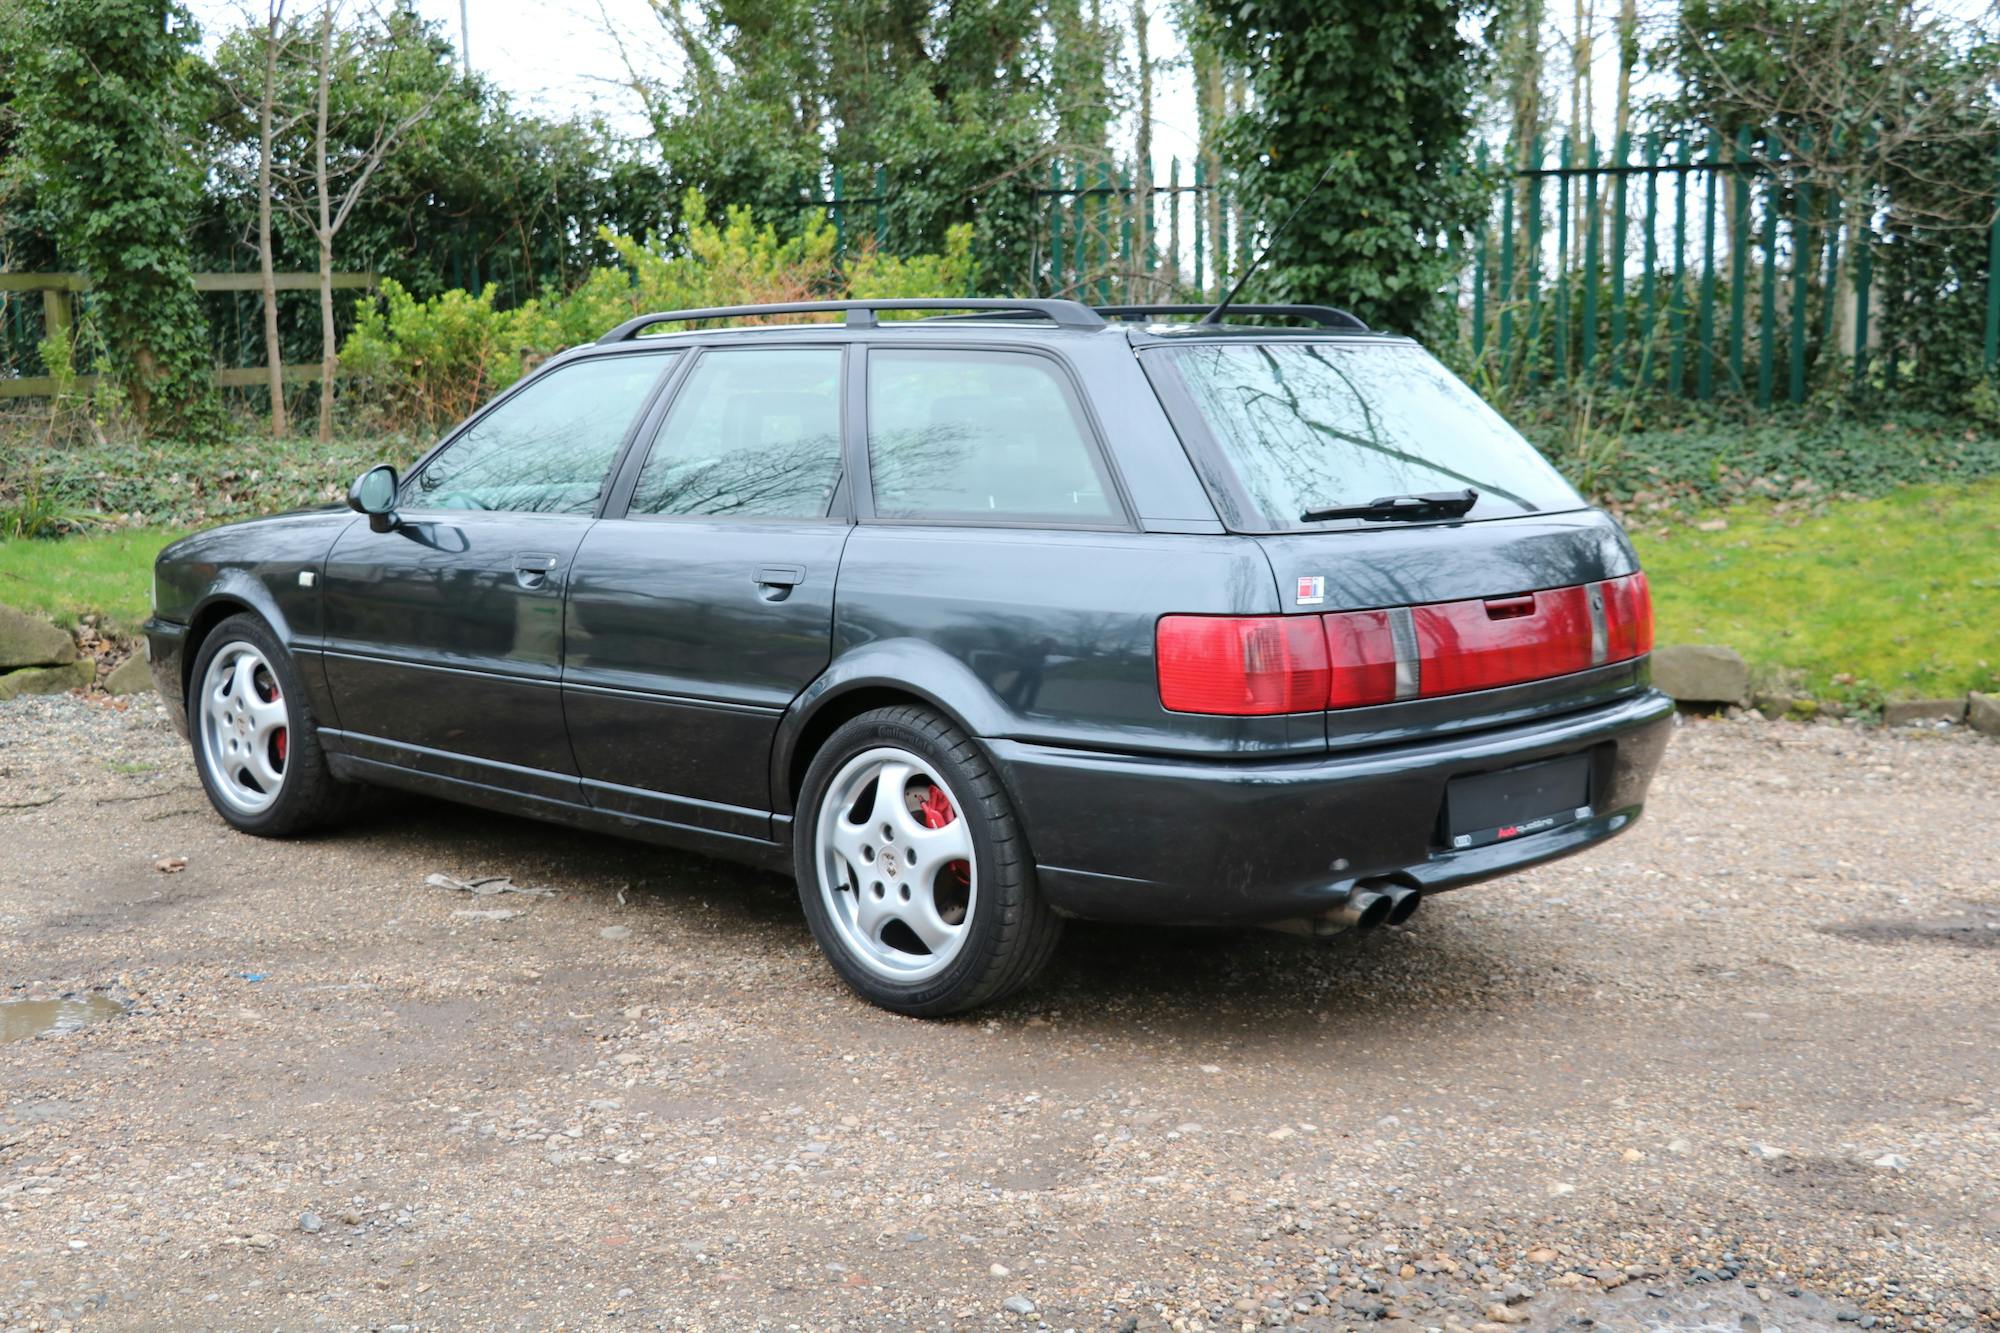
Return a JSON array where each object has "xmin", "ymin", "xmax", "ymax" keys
[
  {"xmin": 1162, "ymin": 342, "xmax": 1584, "ymax": 530},
  {"xmin": 629, "ymin": 347, "xmax": 843, "ymax": 518},
  {"xmin": 405, "ymin": 353, "xmax": 671, "ymax": 515},
  {"xmin": 867, "ymin": 349, "xmax": 1118, "ymax": 523}
]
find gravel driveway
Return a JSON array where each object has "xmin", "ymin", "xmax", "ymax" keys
[{"xmin": 1, "ymin": 695, "xmax": 1995, "ymax": 1332}]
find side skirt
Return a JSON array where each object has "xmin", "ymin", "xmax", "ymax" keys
[{"xmin": 325, "ymin": 752, "xmax": 793, "ymax": 874}]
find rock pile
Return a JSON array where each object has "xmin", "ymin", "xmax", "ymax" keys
[{"xmin": 0, "ymin": 603, "xmax": 92, "ymax": 700}]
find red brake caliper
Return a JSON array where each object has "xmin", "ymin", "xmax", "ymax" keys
[
  {"xmin": 258, "ymin": 671, "xmax": 287, "ymax": 768},
  {"xmin": 919, "ymin": 786, "xmax": 972, "ymax": 888}
]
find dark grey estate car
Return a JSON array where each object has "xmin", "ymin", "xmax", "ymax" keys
[{"xmin": 146, "ymin": 298, "xmax": 1672, "ymax": 1015}]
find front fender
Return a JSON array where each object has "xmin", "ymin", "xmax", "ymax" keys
[
  {"xmin": 769, "ymin": 637, "xmax": 1018, "ymax": 817},
  {"xmin": 150, "ymin": 510, "xmax": 355, "ymax": 726},
  {"xmin": 190, "ymin": 571, "xmax": 303, "ymax": 649}
]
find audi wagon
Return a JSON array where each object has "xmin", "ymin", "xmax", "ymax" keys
[{"xmin": 146, "ymin": 298, "xmax": 1673, "ymax": 1015}]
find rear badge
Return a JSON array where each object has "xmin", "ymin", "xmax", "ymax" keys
[{"xmin": 1295, "ymin": 575, "xmax": 1325, "ymax": 606}]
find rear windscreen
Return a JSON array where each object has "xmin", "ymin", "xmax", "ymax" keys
[{"xmin": 1159, "ymin": 341, "xmax": 1585, "ymax": 530}]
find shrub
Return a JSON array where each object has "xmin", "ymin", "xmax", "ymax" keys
[
  {"xmin": 341, "ymin": 282, "xmax": 554, "ymax": 432},
  {"xmin": 341, "ymin": 192, "xmax": 979, "ymax": 433}
]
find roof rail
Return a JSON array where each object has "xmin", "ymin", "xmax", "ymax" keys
[
  {"xmin": 1095, "ymin": 303, "xmax": 1370, "ymax": 331},
  {"xmin": 596, "ymin": 298, "xmax": 1106, "ymax": 343}
]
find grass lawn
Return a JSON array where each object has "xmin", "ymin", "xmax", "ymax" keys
[
  {"xmin": 0, "ymin": 481, "xmax": 1994, "ymax": 705},
  {"xmin": 0, "ymin": 528, "xmax": 187, "ymax": 634},
  {"xmin": 1633, "ymin": 478, "xmax": 2000, "ymax": 704}
]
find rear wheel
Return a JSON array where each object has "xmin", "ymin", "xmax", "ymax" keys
[
  {"xmin": 795, "ymin": 705, "xmax": 1061, "ymax": 1016},
  {"xmin": 188, "ymin": 613, "xmax": 353, "ymax": 836}
]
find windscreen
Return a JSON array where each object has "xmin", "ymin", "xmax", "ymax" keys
[{"xmin": 1163, "ymin": 341, "xmax": 1584, "ymax": 530}]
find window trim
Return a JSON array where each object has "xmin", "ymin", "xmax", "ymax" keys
[
  {"xmin": 850, "ymin": 341, "xmax": 1138, "ymax": 533},
  {"xmin": 600, "ymin": 341, "xmax": 855, "ymax": 526},
  {"xmin": 1139, "ymin": 338, "xmax": 1591, "ymax": 536},
  {"xmin": 392, "ymin": 346, "xmax": 685, "ymax": 521}
]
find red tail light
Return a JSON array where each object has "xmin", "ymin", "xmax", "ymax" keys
[
  {"xmin": 1414, "ymin": 586, "xmax": 1594, "ymax": 695},
  {"xmin": 1321, "ymin": 609, "xmax": 1398, "ymax": 709},
  {"xmin": 1157, "ymin": 572, "xmax": 1653, "ymax": 716},
  {"xmin": 1602, "ymin": 571, "xmax": 1653, "ymax": 658},
  {"xmin": 1156, "ymin": 615, "xmax": 1329, "ymax": 715}
]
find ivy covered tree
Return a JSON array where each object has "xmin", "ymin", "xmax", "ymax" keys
[
  {"xmin": 6, "ymin": 0, "xmax": 221, "ymax": 436},
  {"xmin": 1197, "ymin": 0, "xmax": 1492, "ymax": 337}
]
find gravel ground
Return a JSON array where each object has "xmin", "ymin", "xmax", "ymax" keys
[{"xmin": 1, "ymin": 694, "xmax": 1995, "ymax": 1332}]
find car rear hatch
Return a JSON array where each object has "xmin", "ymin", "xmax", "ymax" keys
[{"xmin": 1140, "ymin": 333, "xmax": 1654, "ymax": 748}]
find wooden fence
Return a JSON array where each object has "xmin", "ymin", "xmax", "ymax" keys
[{"xmin": 0, "ymin": 270, "xmax": 375, "ymax": 398}]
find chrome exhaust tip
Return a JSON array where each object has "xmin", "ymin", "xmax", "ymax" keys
[
  {"xmin": 1380, "ymin": 884, "xmax": 1421, "ymax": 926},
  {"xmin": 1327, "ymin": 887, "xmax": 1392, "ymax": 933}
]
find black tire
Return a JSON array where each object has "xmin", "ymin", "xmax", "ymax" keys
[
  {"xmin": 186, "ymin": 612, "xmax": 356, "ymax": 837},
  {"xmin": 793, "ymin": 705, "xmax": 1062, "ymax": 1016}
]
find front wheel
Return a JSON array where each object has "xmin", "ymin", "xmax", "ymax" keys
[
  {"xmin": 794, "ymin": 706, "xmax": 1062, "ymax": 1016},
  {"xmin": 188, "ymin": 613, "xmax": 354, "ymax": 837}
]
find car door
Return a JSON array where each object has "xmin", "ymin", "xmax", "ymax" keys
[
  {"xmin": 319, "ymin": 350, "xmax": 677, "ymax": 804},
  {"xmin": 562, "ymin": 343, "xmax": 852, "ymax": 841}
]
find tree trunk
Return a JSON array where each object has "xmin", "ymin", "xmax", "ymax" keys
[
  {"xmin": 317, "ymin": 229, "xmax": 336, "ymax": 443},
  {"xmin": 1226, "ymin": 67, "xmax": 1248, "ymax": 276},
  {"xmin": 314, "ymin": 3, "xmax": 335, "ymax": 444},
  {"xmin": 1612, "ymin": 0, "xmax": 1636, "ymax": 151},
  {"xmin": 257, "ymin": 0, "xmax": 288, "ymax": 437},
  {"xmin": 1199, "ymin": 50, "xmax": 1224, "ymax": 298},
  {"xmin": 1500, "ymin": 0, "xmax": 1546, "ymax": 310},
  {"xmin": 1133, "ymin": 0, "xmax": 1152, "ymax": 301},
  {"xmin": 130, "ymin": 347, "xmax": 155, "ymax": 428}
]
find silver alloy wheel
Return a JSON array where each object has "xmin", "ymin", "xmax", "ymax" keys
[
  {"xmin": 197, "ymin": 640, "xmax": 290, "ymax": 815},
  {"xmin": 815, "ymin": 746, "xmax": 979, "ymax": 984}
]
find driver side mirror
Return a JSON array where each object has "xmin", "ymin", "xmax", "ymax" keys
[{"xmin": 347, "ymin": 465, "xmax": 400, "ymax": 533}]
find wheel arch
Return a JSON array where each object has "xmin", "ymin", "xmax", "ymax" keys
[
  {"xmin": 181, "ymin": 582, "xmax": 291, "ymax": 704},
  {"xmin": 772, "ymin": 640, "xmax": 1015, "ymax": 817}
]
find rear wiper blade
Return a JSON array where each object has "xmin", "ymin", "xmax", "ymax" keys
[{"xmin": 1299, "ymin": 488, "xmax": 1479, "ymax": 524}]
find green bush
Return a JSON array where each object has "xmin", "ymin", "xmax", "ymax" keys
[{"xmin": 341, "ymin": 191, "xmax": 976, "ymax": 433}]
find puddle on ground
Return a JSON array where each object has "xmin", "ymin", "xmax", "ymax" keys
[{"xmin": 0, "ymin": 995, "xmax": 125, "ymax": 1044}]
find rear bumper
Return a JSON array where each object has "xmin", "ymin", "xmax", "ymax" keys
[
  {"xmin": 988, "ymin": 688, "xmax": 1675, "ymax": 925},
  {"xmin": 142, "ymin": 617, "xmax": 189, "ymax": 736}
]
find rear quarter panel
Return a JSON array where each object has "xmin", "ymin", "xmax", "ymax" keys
[{"xmin": 798, "ymin": 525, "xmax": 1317, "ymax": 780}]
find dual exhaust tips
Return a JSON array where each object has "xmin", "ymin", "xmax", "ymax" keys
[
  {"xmin": 1272, "ymin": 879, "xmax": 1422, "ymax": 940},
  {"xmin": 1327, "ymin": 880, "xmax": 1422, "ymax": 933}
]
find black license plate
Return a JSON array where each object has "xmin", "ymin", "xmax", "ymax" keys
[{"xmin": 1444, "ymin": 753, "xmax": 1592, "ymax": 851}]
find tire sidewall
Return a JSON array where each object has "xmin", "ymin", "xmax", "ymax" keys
[
  {"xmin": 794, "ymin": 711, "xmax": 1017, "ymax": 1014},
  {"xmin": 187, "ymin": 614, "xmax": 318, "ymax": 836}
]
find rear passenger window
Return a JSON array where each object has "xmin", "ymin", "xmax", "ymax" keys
[
  {"xmin": 404, "ymin": 353, "xmax": 671, "ymax": 515},
  {"xmin": 867, "ymin": 349, "xmax": 1118, "ymax": 523},
  {"xmin": 629, "ymin": 347, "xmax": 844, "ymax": 518}
]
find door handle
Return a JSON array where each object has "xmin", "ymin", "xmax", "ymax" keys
[
  {"xmin": 754, "ymin": 564, "xmax": 806, "ymax": 588},
  {"xmin": 514, "ymin": 552, "xmax": 560, "ymax": 590}
]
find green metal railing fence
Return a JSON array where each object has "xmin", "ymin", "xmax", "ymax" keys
[
  {"xmin": 1028, "ymin": 156, "xmax": 1246, "ymax": 302},
  {"xmin": 1465, "ymin": 130, "xmax": 2000, "ymax": 404}
]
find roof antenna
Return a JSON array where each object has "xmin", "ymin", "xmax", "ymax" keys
[{"xmin": 1201, "ymin": 157, "xmax": 1340, "ymax": 325}]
